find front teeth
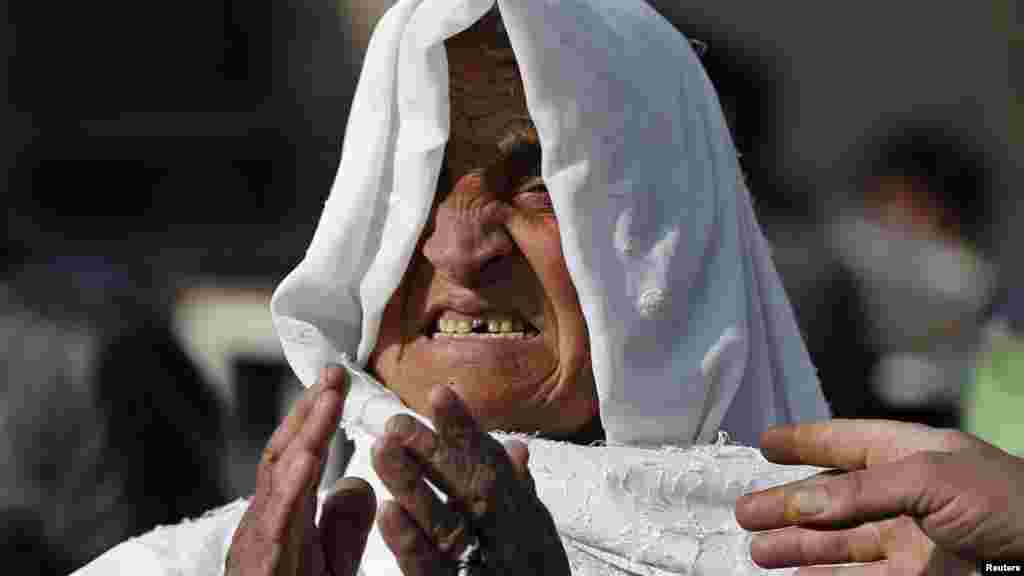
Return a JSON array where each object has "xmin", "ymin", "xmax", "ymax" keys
[
  {"xmin": 437, "ymin": 317, "xmax": 528, "ymax": 335},
  {"xmin": 437, "ymin": 318, "xmax": 474, "ymax": 334}
]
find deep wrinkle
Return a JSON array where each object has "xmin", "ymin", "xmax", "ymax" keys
[
  {"xmin": 391, "ymin": 130, "xmax": 542, "ymax": 365},
  {"xmin": 369, "ymin": 29, "xmax": 598, "ymax": 436}
]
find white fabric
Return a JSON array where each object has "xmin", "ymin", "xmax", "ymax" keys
[
  {"xmin": 73, "ymin": 427, "xmax": 822, "ymax": 576},
  {"xmin": 72, "ymin": 1, "xmax": 833, "ymax": 574},
  {"xmin": 73, "ymin": 498, "xmax": 249, "ymax": 576},
  {"xmin": 270, "ymin": 0, "xmax": 829, "ymax": 447},
  {"xmin": 345, "ymin": 427, "xmax": 825, "ymax": 576}
]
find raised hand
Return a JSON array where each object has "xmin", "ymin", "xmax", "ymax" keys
[
  {"xmin": 372, "ymin": 384, "xmax": 569, "ymax": 575},
  {"xmin": 227, "ymin": 366, "xmax": 377, "ymax": 576}
]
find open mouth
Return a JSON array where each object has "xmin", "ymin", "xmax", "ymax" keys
[{"xmin": 428, "ymin": 313, "xmax": 540, "ymax": 340}]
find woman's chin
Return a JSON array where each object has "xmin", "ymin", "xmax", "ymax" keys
[
  {"xmin": 373, "ymin": 329, "xmax": 596, "ymax": 437},
  {"xmin": 462, "ymin": 387, "xmax": 599, "ymax": 440}
]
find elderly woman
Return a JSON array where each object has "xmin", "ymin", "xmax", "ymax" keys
[{"xmin": 74, "ymin": 1, "xmax": 832, "ymax": 574}]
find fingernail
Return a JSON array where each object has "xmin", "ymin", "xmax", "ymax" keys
[
  {"xmin": 749, "ymin": 534, "xmax": 768, "ymax": 560},
  {"xmin": 789, "ymin": 487, "xmax": 829, "ymax": 518},
  {"xmin": 324, "ymin": 364, "xmax": 347, "ymax": 390},
  {"xmin": 332, "ymin": 476, "xmax": 372, "ymax": 496},
  {"xmin": 385, "ymin": 414, "xmax": 416, "ymax": 440},
  {"xmin": 431, "ymin": 382, "xmax": 457, "ymax": 404}
]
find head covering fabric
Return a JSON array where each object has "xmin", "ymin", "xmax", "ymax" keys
[{"xmin": 270, "ymin": 0, "xmax": 830, "ymax": 446}]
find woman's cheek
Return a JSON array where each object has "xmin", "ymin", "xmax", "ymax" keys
[
  {"xmin": 536, "ymin": 229, "xmax": 580, "ymax": 307},
  {"xmin": 510, "ymin": 216, "xmax": 588, "ymax": 354},
  {"xmin": 508, "ymin": 216, "xmax": 572, "ymax": 293}
]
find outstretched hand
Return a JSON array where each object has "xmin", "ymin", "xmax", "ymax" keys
[
  {"xmin": 735, "ymin": 419, "xmax": 1024, "ymax": 574},
  {"xmin": 372, "ymin": 384, "xmax": 570, "ymax": 575},
  {"xmin": 227, "ymin": 366, "xmax": 376, "ymax": 576}
]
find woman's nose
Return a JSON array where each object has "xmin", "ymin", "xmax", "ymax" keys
[{"xmin": 421, "ymin": 201, "xmax": 514, "ymax": 287}]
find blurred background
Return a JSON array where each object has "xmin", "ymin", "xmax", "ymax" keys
[{"xmin": 2, "ymin": 0, "xmax": 1019, "ymax": 572}]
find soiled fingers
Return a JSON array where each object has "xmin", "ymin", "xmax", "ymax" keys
[
  {"xmin": 378, "ymin": 500, "xmax": 447, "ymax": 576},
  {"xmin": 372, "ymin": 418, "xmax": 540, "ymax": 575},
  {"xmin": 748, "ymin": 520, "xmax": 895, "ymax": 569},
  {"xmin": 259, "ymin": 365, "xmax": 348, "ymax": 526},
  {"xmin": 371, "ymin": 394, "xmax": 489, "ymax": 569},
  {"xmin": 252, "ymin": 366, "xmax": 348, "ymax": 505},
  {"xmin": 736, "ymin": 456, "xmax": 940, "ymax": 533},
  {"xmin": 320, "ymin": 477, "xmax": 377, "ymax": 576},
  {"xmin": 227, "ymin": 366, "xmax": 349, "ymax": 576},
  {"xmin": 758, "ymin": 419, "xmax": 982, "ymax": 471},
  {"xmin": 372, "ymin": 433, "xmax": 472, "ymax": 557},
  {"xmin": 374, "ymin": 384, "xmax": 569, "ymax": 576},
  {"xmin": 383, "ymin": 385, "xmax": 516, "ymax": 524},
  {"xmin": 374, "ymin": 434, "xmax": 542, "ymax": 574}
]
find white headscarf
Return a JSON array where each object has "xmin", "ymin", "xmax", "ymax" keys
[{"xmin": 270, "ymin": 0, "xmax": 830, "ymax": 447}]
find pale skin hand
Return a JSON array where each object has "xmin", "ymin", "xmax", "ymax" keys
[
  {"xmin": 372, "ymin": 384, "xmax": 570, "ymax": 575},
  {"xmin": 226, "ymin": 366, "xmax": 376, "ymax": 576},
  {"xmin": 735, "ymin": 419, "xmax": 1024, "ymax": 574}
]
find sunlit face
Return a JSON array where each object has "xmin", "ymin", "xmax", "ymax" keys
[{"xmin": 367, "ymin": 11, "xmax": 598, "ymax": 438}]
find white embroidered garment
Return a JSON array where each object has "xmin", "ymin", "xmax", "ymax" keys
[
  {"xmin": 73, "ymin": 0, "xmax": 832, "ymax": 574},
  {"xmin": 343, "ymin": 426, "xmax": 826, "ymax": 576},
  {"xmin": 73, "ymin": 426, "xmax": 823, "ymax": 576}
]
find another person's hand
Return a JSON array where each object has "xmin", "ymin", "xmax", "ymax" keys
[
  {"xmin": 735, "ymin": 419, "xmax": 1024, "ymax": 573},
  {"xmin": 372, "ymin": 384, "xmax": 570, "ymax": 575},
  {"xmin": 227, "ymin": 366, "xmax": 376, "ymax": 576}
]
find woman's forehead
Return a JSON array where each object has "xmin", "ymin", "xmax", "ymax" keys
[{"xmin": 444, "ymin": 7, "xmax": 531, "ymax": 180}]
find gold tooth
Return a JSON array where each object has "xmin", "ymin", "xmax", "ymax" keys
[
  {"xmin": 500, "ymin": 320, "xmax": 513, "ymax": 332},
  {"xmin": 488, "ymin": 319, "xmax": 500, "ymax": 333},
  {"xmin": 456, "ymin": 320, "xmax": 472, "ymax": 333}
]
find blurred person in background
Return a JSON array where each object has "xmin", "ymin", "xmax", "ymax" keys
[
  {"xmin": 964, "ymin": 283, "xmax": 1024, "ymax": 455},
  {"xmin": 832, "ymin": 122, "xmax": 996, "ymax": 429},
  {"xmin": 0, "ymin": 254, "xmax": 228, "ymax": 575}
]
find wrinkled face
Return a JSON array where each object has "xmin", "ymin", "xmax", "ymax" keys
[{"xmin": 367, "ymin": 10, "xmax": 598, "ymax": 438}]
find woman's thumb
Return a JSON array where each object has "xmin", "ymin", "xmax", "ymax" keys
[{"xmin": 320, "ymin": 477, "xmax": 376, "ymax": 576}]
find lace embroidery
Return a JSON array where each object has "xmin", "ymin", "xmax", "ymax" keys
[{"xmin": 511, "ymin": 434, "xmax": 818, "ymax": 574}]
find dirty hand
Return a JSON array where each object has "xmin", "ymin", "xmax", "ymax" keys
[
  {"xmin": 735, "ymin": 419, "xmax": 1024, "ymax": 574},
  {"xmin": 372, "ymin": 384, "xmax": 570, "ymax": 575},
  {"xmin": 227, "ymin": 366, "xmax": 376, "ymax": 576}
]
